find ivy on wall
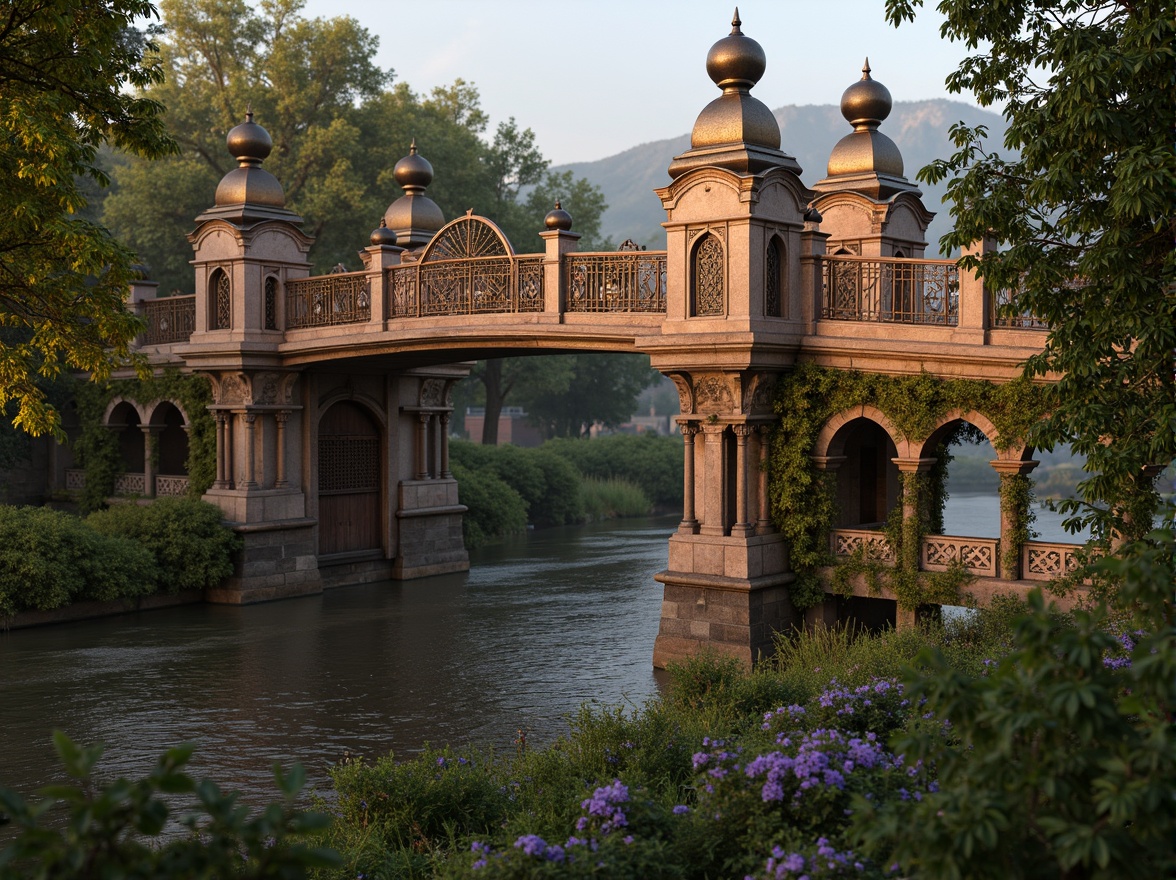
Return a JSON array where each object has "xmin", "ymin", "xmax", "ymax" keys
[
  {"xmin": 768, "ymin": 363, "xmax": 1047, "ymax": 610},
  {"xmin": 74, "ymin": 370, "xmax": 215, "ymax": 513}
]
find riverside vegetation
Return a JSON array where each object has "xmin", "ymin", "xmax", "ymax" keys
[{"xmin": 2, "ymin": 520, "xmax": 1172, "ymax": 880}]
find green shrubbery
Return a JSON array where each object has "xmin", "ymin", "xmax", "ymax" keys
[
  {"xmin": 449, "ymin": 435, "xmax": 682, "ymax": 548},
  {"xmin": 0, "ymin": 499, "xmax": 239, "ymax": 617}
]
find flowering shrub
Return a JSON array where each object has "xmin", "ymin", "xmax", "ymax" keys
[
  {"xmin": 747, "ymin": 837, "xmax": 888, "ymax": 879},
  {"xmin": 798, "ymin": 678, "xmax": 917, "ymax": 741}
]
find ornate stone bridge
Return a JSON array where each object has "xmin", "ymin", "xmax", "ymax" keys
[{"xmin": 115, "ymin": 16, "xmax": 1075, "ymax": 666}]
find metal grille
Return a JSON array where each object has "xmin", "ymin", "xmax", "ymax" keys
[
  {"xmin": 286, "ymin": 273, "xmax": 371, "ymax": 328},
  {"xmin": 213, "ymin": 271, "xmax": 231, "ymax": 329},
  {"xmin": 142, "ymin": 296, "xmax": 196, "ymax": 344},
  {"xmin": 565, "ymin": 252, "xmax": 667, "ymax": 313},
  {"xmin": 693, "ymin": 235, "xmax": 725, "ymax": 316},
  {"xmin": 424, "ymin": 216, "xmax": 510, "ymax": 261},
  {"xmin": 516, "ymin": 256, "xmax": 544, "ymax": 312},
  {"xmin": 390, "ymin": 255, "xmax": 545, "ymax": 317},
  {"xmin": 264, "ymin": 277, "xmax": 278, "ymax": 330},
  {"xmin": 822, "ymin": 256, "xmax": 959, "ymax": 325},
  {"xmin": 992, "ymin": 286, "xmax": 1048, "ymax": 329},
  {"xmin": 318, "ymin": 436, "xmax": 379, "ymax": 493},
  {"xmin": 765, "ymin": 238, "xmax": 781, "ymax": 317}
]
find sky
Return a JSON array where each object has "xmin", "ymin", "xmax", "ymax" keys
[{"xmin": 294, "ymin": 0, "xmax": 981, "ymax": 166}]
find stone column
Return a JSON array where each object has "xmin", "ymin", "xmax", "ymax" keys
[
  {"xmin": 955, "ymin": 234, "xmax": 995, "ymax": 343},
  {"xmin": 141, "ymin": 425, "xmax": 158, "ymax": 498},
  {"xmin": 440, "ymin": 412, "xmax": 452, "ymax": 478},
  {"xmin": 415, "ymin": 412, "xmax": 430, "ymax": 480},
  {"xmin": 756, "ymin": 425, "xmax": 773, "ymax": 533},
  {"xmin": 699, "ymin": 423, "xmax": 728, "ymax": 536},
  {"xmin": 731, "ymin": 424, "xmax": 754, "ymax": 537},
  {"xmin": 214, "ymin": 411, "xmax": 233, "ymax": 489},
  {"xmin": 241, "ymin": 412, "xmax": 258, "ymax": 488},
  {"xmin": 891, "ymin": 457, "xmax": 937, "ymax": 629},
  {"xmin": 679, "ymin": 422, "xmax": 699, "ymax": 534},
  {"xmin": 431, "ymin": 414, "xmax": 442, "ymax": 480},
  {"xmin": 274, "ymin": 410, "xmax": 290, "ymax": 488},
  {"xmin": 990, "ymin": 458, "xmax": 1039, "ymax": 579}
]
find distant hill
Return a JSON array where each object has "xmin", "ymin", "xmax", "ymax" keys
[{"xmin": 555, "ymin": 100, "xmax": 1008, "ymax": 256}]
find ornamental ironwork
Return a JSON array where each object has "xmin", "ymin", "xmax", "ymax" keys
[
  {"xmin": 142, "ymin": 296, "xmax": 196, "ymax": 345},
  {"xmin": 992, "ymin": 285, "xmax": 1048, "ymax": 329},
  {"xmin": 692, "ymin": 234, "xmax": 725, "ymax": 316},
  {"xmin": 318, "ymin": 436, "xmax": 379, "ymax": 493},
  {"xmin": 264, "ymin": 277, "xmax": 278, "ymax": 330},
  {"xmin": 765, "ymin": 237, "xmax": 782, "ymax": 317},
  {"xmin": 423, "ymin": 215, "xmax": 511, "ymax": 262},
  {"xmin": 565, "ymin": 251, "xmax": 667, "ymax": 313},
  {"xmin": 212, "ymin": 270, "xmax": 231, "ymax": 329},
  {"xmin": 286, "ymin": 272, "xmax": 371, "ymax": 329},
  {"xmin": 821, "ymin": 255, "xmax": 959, "ymax": 325},
  {"xmin": 386, "ymin": 253, "xmax": 545, "ymax": 318}
]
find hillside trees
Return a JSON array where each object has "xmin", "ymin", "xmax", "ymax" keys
[
  {"xmin": 887, "ymin": 0, "xmax": 1175, "ymax": 539},
  {"xmin": 0, "ymin": 0, "xmax": 175, "ymax": 437}
]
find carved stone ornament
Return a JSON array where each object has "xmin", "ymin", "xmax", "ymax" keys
[
  {"xmin": 669, "ymin": 374, "xmax": 694, "ymax": 415},
  {"xmin": 419, "ymin": 378, "xmax": 445, "ymax": 408},
  {"xmin": 693, "ymin": 375, "xmax": 735, "ymax": 415},
  {"xmin": 214, "ymin": 372, "xmax": 250, "ymax": 406},
  {"xmin": 255, "ymin": 372, "xmax": 280, "ymax": 405},
  {"xmin": 742, "ymin": 372, "xmax": 777, "ymax": 414}
]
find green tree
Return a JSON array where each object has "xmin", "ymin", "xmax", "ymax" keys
[
  {"xmin": 888, "ymin": 0, "xmax": 1175, "ymax": 539},
  {"xmin": 522, "ymin": 353, "xmax": 660, "ymax": 440},
  {"xmin": 0, "ymin": 0, "xmax": 175, "ymax": 437}
]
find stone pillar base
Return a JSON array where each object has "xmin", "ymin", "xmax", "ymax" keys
[
  {"xmin": 205, "ymin": 518, "xmax": 322, "ymax": 604},
  {"xmin": 393, "ymin": 478, "xmax": 469, "ymax": 579}
]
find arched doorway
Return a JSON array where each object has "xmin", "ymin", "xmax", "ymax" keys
[
  {"xmin": 153, "ymin": 402, "xmax": 189, "ymax": 477},
  {"xmin": 318, "ymin": 401, "xmax": 381, "ymax": 556}
]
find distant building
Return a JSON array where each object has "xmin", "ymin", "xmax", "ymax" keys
[{"xmin": 463, "ymin": 407, "xmax": 544, "ymax": 448}]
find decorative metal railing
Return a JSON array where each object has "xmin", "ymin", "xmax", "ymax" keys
[
  {"xmin": 388, "ymin": 255, "xmax": 545, "ymax": 318},
  {"xmin": 565, "ymin": 251, "xmax": 668, "ymax": 313},
  {"xmin": 141, "ymin": 296, "xmax": 196, "ymax": 345},
  {"xmin": 830, "ymin": 529, "xmax": 895, "ymax": 562},
  {"xmin": 1022, "ymin": 541, "xmax": 1083, "ymax": 580},
  {"xmin": 65, "ymin": 469, "xmax": 189, "ymax": 497},
  {"xmin": 286, "ymin": 272, "xmax": 371, "ymax": 329},
  {"xmin": 991, "ymin": 286, "xmax": 1048, "ymax": 329},
  {"xmin": 921, "ymin": 534, "xmax": 999, "ymax": 578},
  {"xmin": 821, "ymin": 256, "xmax": 959, "ymax": 325}
]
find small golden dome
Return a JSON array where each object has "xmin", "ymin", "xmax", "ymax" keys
[
  {"xmin": 825, "ymin": 60, "xmax": 904, "ymax": 179},
  {"xmin": 385, "ymin": 140, "xmax": 444, "ymax": 248},
  {"xmin": 841, "ymin": 59, "xmax": 892, "ymax": 126},
  {"xmin": 544, "ymin": 201, "xmax": 573, "ymax": 231},
  {"xmin": 705, "ymin": 8, "xmax": 766, "ymax": 90},
  {"xmin": 393, "ymin": 140, "xmax": 434, "ymax": 191},
  {"xmin": 370, "ymin": 218, "xmax": 398, "ymax": 247}
]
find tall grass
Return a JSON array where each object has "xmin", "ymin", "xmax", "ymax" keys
[{"xmin": 578, "ymin": 477, "xmax": 650, "ymax": 520}]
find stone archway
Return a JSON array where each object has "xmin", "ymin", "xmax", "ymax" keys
[{"xmin": 317, "ymin": 400, "xmax": 382, "ymax": 556}]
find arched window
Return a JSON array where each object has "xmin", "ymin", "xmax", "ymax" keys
[
  {"xmin": 765, "ymin": 235, "xmax": 786, "ymax": 318},
  {"xmin": 264, "ymin": 276, "xmax": 278, "ymax": 330},
  {"xmin": 691, "ymin": 233, "xmax": 724, "ymax": 317},
  {"xmin": 211, "ymin": 268, "xmax": 231, "ymax": 330}
]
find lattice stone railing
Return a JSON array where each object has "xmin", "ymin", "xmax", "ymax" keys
[
  {"xmin": 65, "ymin": 470, "xmax": 188, "ymax": 498},
  {"xmin": 830, "ymin": 529, "xmax": 895, "ymax": 562},
  {"xmin": 142, "ymin": 295, "xmax": 196, "ymax": 345},
  {"xmin": 821, "ymin": 255, "xmax": 959, "ymax": 325},
  {"xmin": 388, "ymin": 255, "xmax": 545, "ymax": 317},
  {"xmin": 564, "ymin": 251, "xmax": 668, "ymax": 313},
  {"xmin": 921, "ymin": 534, "xmax": 1000, "ymax": 578},
  {"xmin": 1022, "ymin": 541, "xmax": 1084, "ymax": 581},
  {"xmin": 286, "ymin": 272, "xmax": 371, "ymax": 328}
]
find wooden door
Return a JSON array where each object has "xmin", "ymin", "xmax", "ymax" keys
[{"xmin": 318, "ymin": 401, "xmax": 381, "ymax": 555}]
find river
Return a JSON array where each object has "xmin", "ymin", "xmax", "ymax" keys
[{"xmin": 0, "ymin": 497, "xmax": 1084, "ymax": 808}]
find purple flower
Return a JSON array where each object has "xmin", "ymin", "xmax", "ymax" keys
[{"xmin": 672, "ymin": 804, "xmax": 690, "ymax": 815}]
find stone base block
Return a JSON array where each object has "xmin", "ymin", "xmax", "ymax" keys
[
  {"xmin": 205, "ymin": 518, "xmax": 323, "ymax": 604},
  {"xmin": 394, "ymin": 487, "xmax": 469, "ymax": 579},
  {"xmin": 651, "ymin": 569, "xmax": 798, "ymax": 669},
  {"xmin": 320, "ymin": 553, "xmax": 396, "ymax": 589}
]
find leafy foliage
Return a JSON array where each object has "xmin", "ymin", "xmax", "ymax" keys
[
  {"xmin": 886, "ymin": 0, "xmax": 1176, "ymax": 540},
  {"xmin": 0, "ymin": 732, "xmax": 338, "ymax": 879},
  {"xmin": 0, "ymin": 0, "xmax": 176, "ymax": 436},
  {"xmin": 544, "ymin": 433, "xmax": 684, "ymax": 510}
]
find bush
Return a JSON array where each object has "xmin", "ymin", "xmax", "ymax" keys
[
  {"xmin": 86, "ymin": 497, "xmax": 240, "ymax": 593},
  {"xmin": 579, "ymin": 477, "xmax": 650, "ymax": 520},
  {"xmin": 450, "ymin": 460, "xmax": 528, "ymax": 548},
  {"xmin": 546, "ymin": 434, "xmax": 683, "ymax": 509},
  {"xmin": 0, "ymin": 732, "xmax": 338, "ymax": 878},
  {"xmin": 0, "ymin": 506, "xmax": 155, "ymax": 616}
]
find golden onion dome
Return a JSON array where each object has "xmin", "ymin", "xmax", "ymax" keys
[
  {"xmin": 544, "ymin": 201, "xmax": 573, "ymax": 231},
  {"xmin": 370, "ymin": 218, "xmax": 398, "ymax": 247},
  {"xmin": 393, "ymin": 140, "xmax": 434, "ymax": 190},
  {"xmin": 384, "ymin": 140, "xmax": 444, "ymax": 248},
  {"xmin": 705, "ymin": 8, "xmax": 766, "ymax": 89},
  {"xmin": 214, "ymin": 110, "xmax": 286, "ymax": 208},
  {"xmin": 825, "ymin": 60, "xmax": 904, "ymax": 179}
]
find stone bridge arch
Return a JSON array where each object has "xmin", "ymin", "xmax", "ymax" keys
[{"xmin": 813, "ymin": 404, "xmax": 911, "ymax": 529}]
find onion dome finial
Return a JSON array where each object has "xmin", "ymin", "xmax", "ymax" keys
[
  {"xmin": 544, "ymin": 200, "xmax": 573, "ymax": 231},
  {"xmin": 393, "ymin": 139, "xmax": 435, "ymax": 194},
  {"xmin": 370, "ymin": 217, "xmax": 398, "ymax": 247},
  {"xmin": 705, "ymin": 7, "xmax": 767, "ymax": 91},
  {"xmin": 214, "ymin": 109, "xmax": 286, "ymax": 208},
  {"xmin": 840, "ymin": 57, "xmax": 893, "ymax": 128},
  {"xmin": 385, "ymin": 139, "xmax": 444, "ymax": 249}
]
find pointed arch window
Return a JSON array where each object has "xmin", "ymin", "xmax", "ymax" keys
[
  {"xmin": 692, "ymin": 233, "xmax": 725, "ymax": 317},
  {"xmin": 211, "ymin": 269, "xmax": 231, "ymax": 330}
]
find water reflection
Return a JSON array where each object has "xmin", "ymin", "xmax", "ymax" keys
[{"xmin": 0, "ymin": 516, "xmax": 675, "ymax": 806}]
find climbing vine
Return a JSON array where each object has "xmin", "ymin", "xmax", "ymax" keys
[
  {"xmin": 768, "ymin": 363, "xmax": 1047, "ymax": 610},
  {"xmin": 73, "ymin": 370, "xmax": 215, "ymax": 512}
]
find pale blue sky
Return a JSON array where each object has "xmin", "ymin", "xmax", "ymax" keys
[{"xmin": 295, "ymin": 0, "xmax": 981, "ymax": 165}]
